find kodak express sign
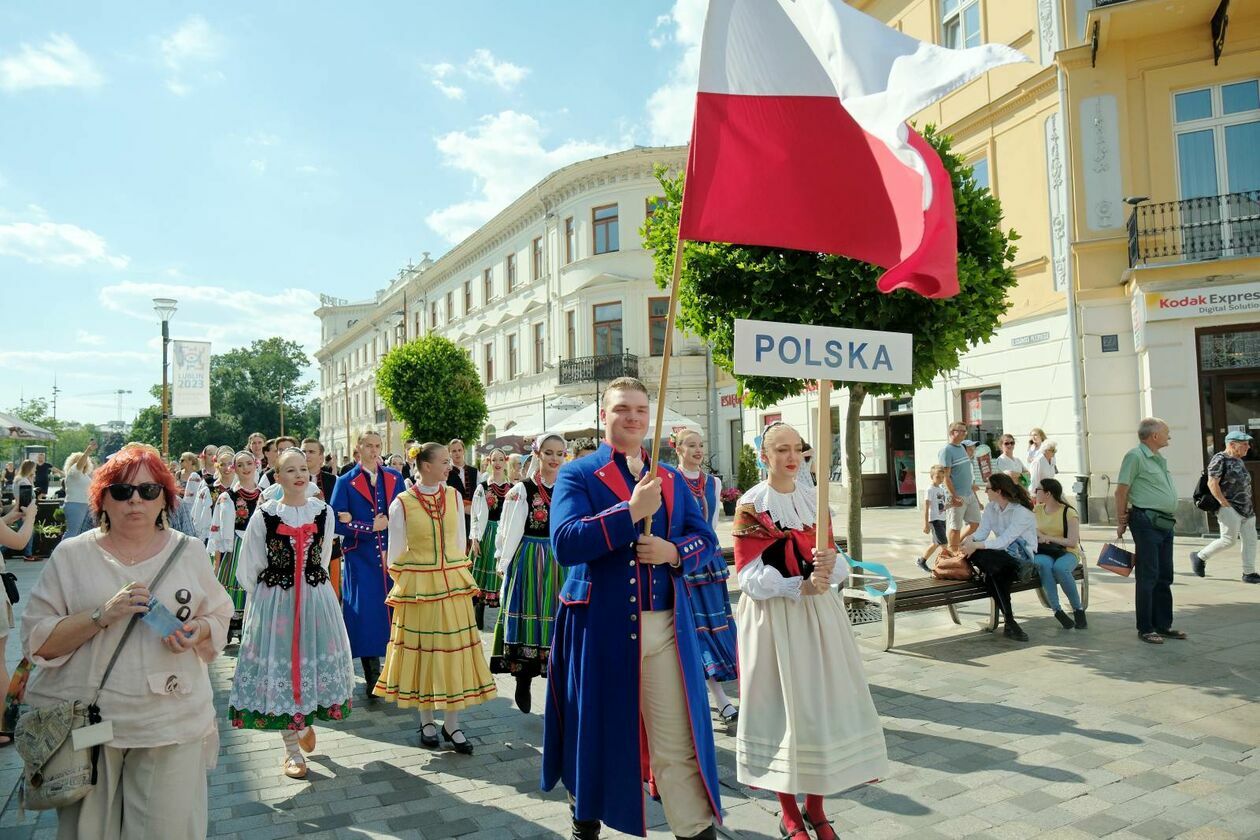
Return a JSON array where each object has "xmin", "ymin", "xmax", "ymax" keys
[{"xmin": 1144, "ymin": 281, "xmax": 1260, "ymax": 322}]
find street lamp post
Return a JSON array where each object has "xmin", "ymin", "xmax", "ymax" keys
[{"xmin": 152, "ymin": 297, "xmax": 178, "ymax": 458}]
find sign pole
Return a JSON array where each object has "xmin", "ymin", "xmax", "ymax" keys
[
  {"xmin": 814, "ymin": 380, "xmax": 832, "ymax": 553},
  {"xmin": 645, "ymin": 228, "xmax": 687, "ymax": 537}
]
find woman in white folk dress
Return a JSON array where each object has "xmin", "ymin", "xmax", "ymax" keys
[{"xmin": 732, "ymin": 422, "xmax": 888, "ymax": 840}]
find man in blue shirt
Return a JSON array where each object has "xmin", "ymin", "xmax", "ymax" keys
[{"xmin": 938, "ymin": 422, "xmax": 981, "ymax": 548}]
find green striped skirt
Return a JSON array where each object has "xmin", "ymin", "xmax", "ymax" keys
[
  {"xmin": 471, "ymin": 519, "xmax": 501, "ymax": 607},
  {"xmin": 490, "ymin": 536, "xmax": 563, "ymax": 678}
]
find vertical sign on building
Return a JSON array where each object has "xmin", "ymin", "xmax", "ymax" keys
[{"xmin": 171, "ymin": 340, "xmax": 212, "ymax": 418}]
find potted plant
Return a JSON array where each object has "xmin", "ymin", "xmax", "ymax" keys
[
  {"xmin": 33, "ymin": 521, "xmax": 65, "ymax": 559},
  {"xmin": 720, "ymin": 487, "xmax": 741, "ymax": 517}
]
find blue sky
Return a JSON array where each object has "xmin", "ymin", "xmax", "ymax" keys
[{"xmin": 0, "ymin": 1, "xmax": 706, "ymax": 425}]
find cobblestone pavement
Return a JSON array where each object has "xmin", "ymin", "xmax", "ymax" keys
[{"xmin": 3, "ymin": 507, "xmax": 1259, "ymax": 839}]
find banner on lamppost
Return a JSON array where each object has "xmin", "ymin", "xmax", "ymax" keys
[{"xmin": 171, "ymin": 340, "xmax": 212, "ymax": 418}]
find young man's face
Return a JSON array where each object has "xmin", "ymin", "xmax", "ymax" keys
[
  {"xmin": 302, "ymin": 442, "xmax": 323, "ymax": 473},
  {"xmin": 602, "ymin": 387, "xmax": 650, "ymax": 453}
]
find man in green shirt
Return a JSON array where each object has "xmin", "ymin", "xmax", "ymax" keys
[{"xmin": 1115, "ymin": 417, "xmax": 1186, "ymax": 644}]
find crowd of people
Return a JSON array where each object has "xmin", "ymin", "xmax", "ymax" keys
[{"xmin": 4, "ymin": 376, "xmax": 891, "ymax": 840}]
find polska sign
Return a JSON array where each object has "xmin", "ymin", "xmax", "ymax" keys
[{"xmin": 733, "ymin": 319, "xmax": 912, "ymax": 385}]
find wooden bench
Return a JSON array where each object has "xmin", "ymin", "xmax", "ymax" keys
[{"xmin": 720, "ymin": 546, "xmax": 1088, "ymax": 651}]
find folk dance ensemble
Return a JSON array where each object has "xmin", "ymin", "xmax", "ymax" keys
[
  {"xmin": 227, "ymin": 450, "xmax": 355, "ymax": 780},
  {"xmin": 543, "ymin": 377, "xmax": 722, "ymax": 840},
  {"xmin": 329, "ymin": 430, "xmax": 403, "ymax": 697},
  {"xmin": 376, "ymin": 441, "xmax": 495, "ymax": 753},
  {"xmin": 732, "ymin": 423, "xmax": 888, "ymax": 840},
  {"xmin": 468, "ymin": 448, "xmax": 512, "ymax": 622},
  {"xmin": 673, "ymin": 429, "xmax": 740, "ymax": 724},
  {"xmin": 489, "ymin": 433, "xmax": 567, "ymax": 714}
]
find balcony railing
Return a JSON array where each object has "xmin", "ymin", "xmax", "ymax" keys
[
  {"xmin": 558, "ymin": 353, "xmax": 638, "ymax": 385},
  {"xmin": 1127, "ymin": 190, "xmax": 1260, "ymax": 267},
  {"xmin": 1093, "ymin": 0, "xmax": 1132, "ymax": 7}
]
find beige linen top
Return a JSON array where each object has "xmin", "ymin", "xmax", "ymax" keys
[{"xmin": 21, "ymin": 529, "xmax": 232, "ymax": 762}]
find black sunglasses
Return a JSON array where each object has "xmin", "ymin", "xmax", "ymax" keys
[{"xmin": 107, "ymin": 482, "xmax": 164, "ymax": 502}]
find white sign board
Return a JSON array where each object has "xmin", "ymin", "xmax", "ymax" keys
[
  {"xmin": 171, "ymin": 340, "xmax": 211, "ymax": 418},
  {"xmin": 733, "ymin": 319, "xmax": 912, "ymax": 385},
  {"xmin": 1144, "ymin": 280, "xmax": 1260, "ymax": 322}
]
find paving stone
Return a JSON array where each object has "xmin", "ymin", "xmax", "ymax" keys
[
  {"xmin": 1072, "ymin": 813, "xmax": 1133, "ymax": 837},
  {"xmin": 1129, "ymin": 817, "xmax": 1185, "ymax": 840}
]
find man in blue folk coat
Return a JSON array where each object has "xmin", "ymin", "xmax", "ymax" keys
[
  {"xmin": 329, "ymin": 429, "xmax": 404, "ymax": 699},
  {"xmin": 544, "ymin": 377, "xmax": 721, "ymax": 840}
]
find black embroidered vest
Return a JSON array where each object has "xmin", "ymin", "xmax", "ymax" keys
[
  {"xmin": 226, "ymin": 487, "xmax": 261, "ymax": 532},
  {"xmin": 258, "ymin": 509, "xmax": 329, "ymax": 589},
  {"xmin": 522, "ymin": 479, "xmax": 552, "ymax": 537},
  {"xmin": 482, "ymin": 480, "xmax": 512, "ymax": 523}
]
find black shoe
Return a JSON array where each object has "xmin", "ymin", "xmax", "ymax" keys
[
  {"xmin": 361, "ymin": 657, "xmax": 380, "ymax": 701},
  {"xmin": 1053, "ymin": 610, "xmax": 1074, "ymax": 629},
  {"xmin": 718, "ymin": 703, "xmax": 738, "ymax": 725},
  {"xmin": 915, "ymin": 557, "xmax": 930, "ymax": 573},
  {"xmin": 514, "ymin": 675, "xmax": 533, "ymax": 714},
  {"xmin": 442, "ymin": 726, "xmax": 474, "ymax": 755},
  {"xmin": 570, "ymin": 818, "xmax": 601, "ymax": 840},
  {"xmin": 419, "ymin": 723, "xmax": 440, "ymax": 748},
  {"xmin": 1003, "ymin": 622, "xmax": 1029, "ymax": 642},
  {"xmin": 1073, "ymin": 609, "xmax": 1088, "ymax": 629},
  {"xmin": 1191, "ymin": 552, "xmax": 1205, "ymax": 577},
  {"xmin": 676, "ymin": 826, "xmax": 716, "ymax": 840},
  {"xmin": 778, "ymin": 820, "xmax": 808, "ymax": 839},
  {"xmin": 475, "ymin": 602, "xmax": 486, "ymax": 630},
  {"xmin": 1243, "ymin": 573, "xmax": 1260, "ymax": 584}
]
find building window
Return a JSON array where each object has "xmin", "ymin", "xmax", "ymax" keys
[
  {"xmin": 592, "ymin": 204, "xmax": 619, "ymax": 255},
  {"xmin": 648, "ymin": 297, "xmax": 671, "ymax": 356},
  {"xmin": 508, "ymin": 333, "xmax": 519, "ymax": 379},
  {"xmin": 942, "ymin": 0, "xmax": 981, "ymax": 50},
  {"xmin": 564, "ymin": 217, "xmax": 575, "ymax": 263},
  {"xmin": 565, "ymin": 309, "xmax": 576, "ymax": 358},
  {"xmin": 970, "ymin": 156, "xmax": 990, "ymax": 190},
  {"xmin": 484, "ymin": 342, "xmax": 495, "ymax": 384},
  {"xmin": 445, "ymin": 291, "xmax": 454, "ymax": 323},
  {"xmin": 429, "ymin": 303, "xmax": 437, "ymax": 329},
  {"xmin": 592, "ymin": 302, "xmax": 623, "ymax": 356},
  {"xmin": 463, "ymin": 280, "xmax": 472, "ymax": 315},
  {"xmin": 961, "ymin": 386, "xmax": 1004, "ymax": 455},
  {"xmin": 532, "ymin": 236, "xmax": 544, "ymax": 280},
  {"xmin": 533, "ymin": 322, "xmax": 545, "ymax": 373},
  {"xmin": 506, "ymin": 252, "xmax": 517, "ymax": 294},
  {"xmin": 483, "ymin": 268, "xmax": 494, "ymax": 303}
]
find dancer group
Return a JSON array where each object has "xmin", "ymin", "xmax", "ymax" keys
[{"xmin": 17, "ymin": 377, "xmax": 887, "ymax": 840}]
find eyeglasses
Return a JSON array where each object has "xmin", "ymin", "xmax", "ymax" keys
[{"xmin": 106, "ymin": 482, "xmax": 164, "ymax": 502}]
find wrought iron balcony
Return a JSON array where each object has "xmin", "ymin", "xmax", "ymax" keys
[
  {"xmin": 558, "ymin": 353, "xmax": 638, "ymax": 385},
  {"xmin": 1127, "ymin": 190, "xmax": 1260, "ymax": 267}
]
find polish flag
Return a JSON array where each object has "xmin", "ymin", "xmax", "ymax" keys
[{"xmin": 678, "ymin": 0, "xmax": 1029, "ymax": 299}]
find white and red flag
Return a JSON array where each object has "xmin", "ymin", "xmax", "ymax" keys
[{"xmin": 678, "ymin": 0, "xmax": 1028, "ymax": 299}]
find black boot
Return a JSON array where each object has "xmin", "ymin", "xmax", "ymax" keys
[
  {"xmin": 676, "ymin": 826, "xmax": 716, "ymax": 840},
  {"xmin": 361, "ymin": 657, "xmax": 380, "ymax": 701},
  {"xmin": 475, "ymin": 601, "xmax": 486, "ymax": 630},
  {"xmin": 514, "ymin": 675, "xmax": 533, "ymax": 714},
  {"xmin": 570, "ymin": 804, "xmax": 600, "ymax": 840}
]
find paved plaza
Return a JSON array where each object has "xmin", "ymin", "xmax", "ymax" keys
[{"xmin": 2, "ymin": 505, "xmax": 1258, "ymax": 839}]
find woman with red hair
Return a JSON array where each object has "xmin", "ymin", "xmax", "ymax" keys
[{"xmin": 21, "ymin": 443, "xmax": 232, "ymax": 836}]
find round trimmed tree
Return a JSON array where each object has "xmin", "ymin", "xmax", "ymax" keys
[{"xmin": 376, "ymin": 334, "xmax": 488, "ymax": 446}]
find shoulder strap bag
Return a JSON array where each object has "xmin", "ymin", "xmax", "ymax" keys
[{"xmin": 16, "ymin": 534, "xmax": 191, "ymax": 812}]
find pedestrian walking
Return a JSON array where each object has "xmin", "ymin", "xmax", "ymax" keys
[
  {"xmin": 377, "ymin": 441, "xmax": 495, "ymax": 753},
  {"xmin": 993, "ymin": 434, "xmax": 1030, "ymax": 486},
  {"xmin": 916, "ymin": 465, "xmax": 950, "ymax": 572},
  {"xmin": 227, "ymin": 448, "xmax": 354, "ymax": 780},
  {"xmin": 209, "ymin": 451, "xmax": 262, "ymax": 644},
  {"xmin": 1032, "ymin": 478, "xmax": 1087, "ymax": 629},
  {"xmin": 490, "ymin": 433, "xmax": 566, "ymax": 714},
  {"xmin": 61, "ymin": 451, "xmax": 94, "ymax": 540},
  {"xmin": 1115, "ymin": 417, "xmax": 1187, "ymax": 644},
  {"xmin": 543, "ymin": 377, "xmax": 722, "ymax": 840},
  {"xmin": 938, "ymin": 422, "xmax": 980, "ymax": 548},
  {"xmin": 674, "ymin": 428, "xmax": 739, "ymax": 725},
  {"xmin": 469, "ymin": 448, "xmax": 512, "ymax": 629},
  {"xmin": 1191, "ymin": 431, "xmax": 1259, "ymax": 583},
  {"xmin": 1029, "ymin": 440, "xmax": 1058, "ymax": 491},
  {"xmin": 1027, "ymin": 427, "xmax": 1048, "ymax": 465}
]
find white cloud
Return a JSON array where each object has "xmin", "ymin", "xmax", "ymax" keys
[
  {"xmin": 0, "ymin": 219, "xmax": 129, "ymax": 268},
  {"xmin": 645, "ymin": 0, "xmax": 707, "ymax": 145},
  {"xmin": 464, "ymin": 49, "xmax": 528, "ymax": 91},
  {"xmin": 425, "ymin": 110, "xmax": 618, "ymax": 244},
  {"xmin": 159, "ymin": 16, "xmax": 221, "ymax": 95},
  {"xmin": 75, "ymin": 329, "xmax": 105, "ymax": 346},
  {"xmin": 428, "ymin": 61, "xmax": 465, "ymax": 100},
  {"xmin": 0, "ymin": 33, "xmax": 104, "ymax": 92}
]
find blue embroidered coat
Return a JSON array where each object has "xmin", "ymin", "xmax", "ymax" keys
[
  {"xmin": 542, "ymin": 444, "xmax": 722, "ymax": 837},
  {"xmin": 329, "ymin": 463, "xmax": 404, "ymax": 658}
]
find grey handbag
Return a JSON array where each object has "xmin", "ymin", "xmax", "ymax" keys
[{"xmin": 15, "ymin": 535, "xmax": 191, "ymax": 811}]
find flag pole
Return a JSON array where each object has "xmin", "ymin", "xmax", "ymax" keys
[
  {"xmin": 815, "ymin": 380, "xmax": 832, "ymax": 554},
  {"xmin": 644, "ymin": 226, "xmax": 687, "ymax": 538}
]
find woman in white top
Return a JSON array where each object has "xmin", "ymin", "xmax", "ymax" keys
[
  {"xmin": 1027, "ymin": 427, "xmax": 1047, "ymax": 465},
  {"xmin": 21, "ymin": 444, "xmax": 232, "ymax": 837},
  {"xmin": 732, "ymin": 423, "xmax": 888, "ymax": 840},
  {"xmin": 1028, "ymin": 440, "xmax": 1058, "ymax": 492},
  {"xmin": 61, "ymin": 451, "xmax": 95, "ymax": 539},
  {"xmin": 468, "ymin": 448, "xmax": 512, "ymax": 629},
  {"xmin": 959, "ymin": 473, "xmax": 1039, "ymax": 642}
]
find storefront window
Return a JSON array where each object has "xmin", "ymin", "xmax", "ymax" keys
[
  {"xmin": 1199, "ymin": 328, "xmax": 1260, "ymax": 370},
  {"xmin": 961, "ymin": 386, "xmax": 1004, "ymax": 452}
]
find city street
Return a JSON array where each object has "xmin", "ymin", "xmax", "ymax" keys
[{"xmin": 3, "ymin": 505, "xmax": 1258, "ymax": 839}]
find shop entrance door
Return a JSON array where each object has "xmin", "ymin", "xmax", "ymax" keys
[{"xmin": 1210, "ymin": 373, "xmax": 1260, "ymax": 513}]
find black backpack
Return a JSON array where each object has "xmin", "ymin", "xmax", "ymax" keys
[{"xmin": 1193, "ymin": 469, "xmax": 1221, "ymax": 513}]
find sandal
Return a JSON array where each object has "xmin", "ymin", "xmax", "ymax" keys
[
  {"xmin": 1138, "ymin": 631, "xmax": 1164, "ymax": 644},
  {"xmin": 718, "ymin": 703, "xmax": 738, "ymax": 724},
  {"xmin": 1156, "ymin": 628, "xmax": 1188, "ymax": 640},
  {"xmin": 282, "ymin": 756, "xmax": 307, "ymax": 779}
]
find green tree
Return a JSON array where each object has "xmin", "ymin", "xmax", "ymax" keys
[
  {"xmin": 643, "ymin": 127, "xmax": 1019, "ymax": 558},
  {"xmin": 737, "ymin": 443, "xmax": 760, "ymax": 492},
  {"xmin": 377, "ymin": 335, "xmax": 488, "ymax": 445}
]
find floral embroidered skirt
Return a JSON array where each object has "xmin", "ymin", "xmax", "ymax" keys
[
  {"xmin": 376, "ymin": 556, "xmax": 497, "ymax": 711},
  {"xmin": 228, "ymin": 579, "xmax": 355, "ymax": 730},
  {"xmin": 490, "ymin": 536, "xmax": 564, "ymax": 678},
  {"xmin": 684, "ymin": 558, "xmax": 739, "ymax": 683},
  {"xmin": 214, "ymin": 532, "xmax": 247, "ymax": 617},
  {"xmin": 470, "ymin": 519, "xmax": 501, "ymax": 607}
]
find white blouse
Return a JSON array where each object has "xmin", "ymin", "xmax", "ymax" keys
[
  {"xmin": 470, "ymin": 475, "xmax": 513, "ymax": 541},
  {"xmin": 386, "ymin": 485, "xmax": 467, "ymax": 566},
  {"xmin": 208, "ymin": 486, "xmax": 263, "ymax": 554},
  {"xmin": 678, "ymin": 468, "xmax": 721, "ymax": 531},
  {"xmin": 235, "ymin": 498, "xmax": 335, "ymax": 595},
  {"xmin": 969, "ymin": 500, "xmax": 1039, "ymax": 561},
  {"xmin": 735, "ymin": 482, "xmax": 844, "ymax": 602},
  {"xmin": 492, "ymin": 478, "xmax": 555, "ymax": 574}
]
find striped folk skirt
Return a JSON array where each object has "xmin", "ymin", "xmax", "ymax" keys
[
  {"xmin": 490, "ymin": 536, "xmax": 563, "ymax": 678},
  {"xmin": 470, "ymin": 519, "xmax": 502, "ymax": 607},
  {"xmin": 685, "ymin": 560, "xmax": 739, "ymax": 683},
  {"xmin": 214, "ymin": 532, "xmax": 247, "ymax": 617}
]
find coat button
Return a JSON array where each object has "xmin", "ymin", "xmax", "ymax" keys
[
  {"xmin": 630, "ymin": 614, "xmax": 638, "ymax": 622},
  {"xmin": 629, "ymin": 578, "xmax": 636, "ymax": 585},
  {"xmin": 630, "ymin": 596, "xmax": 636, "ymax": 603},
  {"xmin": 630, "ymin": 633, "xmax": 638, "ymax": 640},
  {"xmin": 629, "ymin": 559, "xmax": 636, "ymax": 566}
]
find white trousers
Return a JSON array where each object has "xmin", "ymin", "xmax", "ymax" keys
[
  {"xmin": 1199, "ymin": 506, "xmax": 1258, "ymax": 575},
  {"xmin": 56, "ymin": 741, "xmax": 208, "ymax": 840}
]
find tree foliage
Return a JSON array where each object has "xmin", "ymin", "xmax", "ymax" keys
[
  {"xmin": 376, "ymin": 334, "xmax": 488, "ymax": 446},
  {"xmin": 643, "ymin": 127, "xmax": 1019, "ymax": 556},
  {"xmin": 737, "ymin": 444, "xmax": 760, "ymax": 491}
]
